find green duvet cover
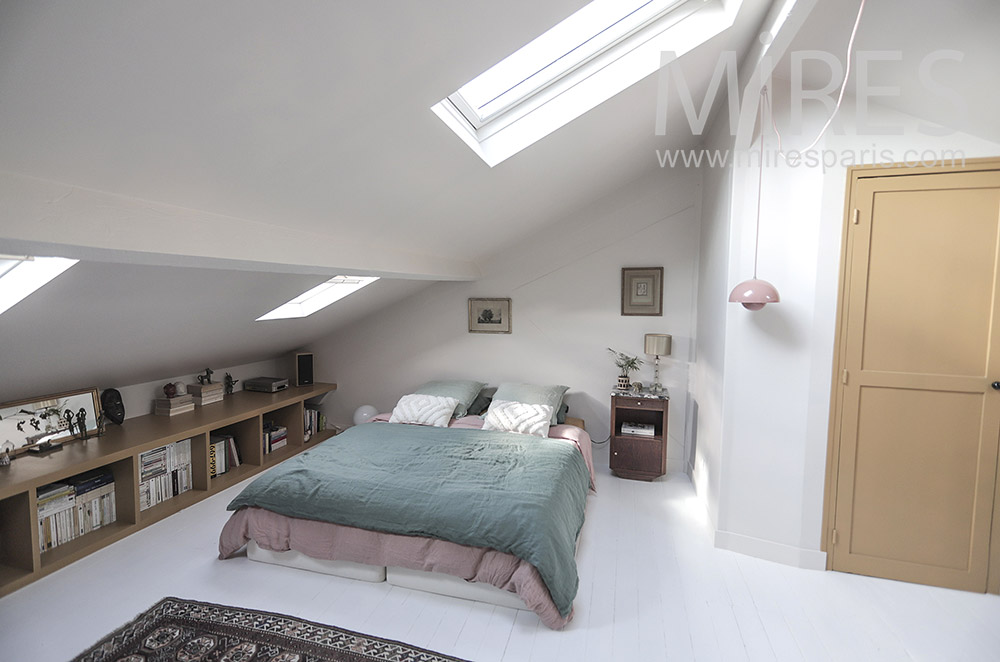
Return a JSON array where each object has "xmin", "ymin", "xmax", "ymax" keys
[{"xmin": 227, "ymin": 422, "xmax": 590, "ymax": 616}]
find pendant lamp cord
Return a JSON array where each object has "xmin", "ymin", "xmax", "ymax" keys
[
  {"xmin": 768, "ymin": 0, "xmax": 867, "ymax": 160},
  {"xmin": 754, "ymin": 88, "xmax": 766, "ymax": 279}
]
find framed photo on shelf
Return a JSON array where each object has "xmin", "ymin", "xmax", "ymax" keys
[
  {"xmin": 0, "ymin": 387, "xmax": 102, "ymax": 455},
  {"xmin": 468, "ymin": 298, "xmax": 512, "ymax": 333},
  {"xmin": 621, "ymin": 267, "xmax": 663, "ymax": 316}
]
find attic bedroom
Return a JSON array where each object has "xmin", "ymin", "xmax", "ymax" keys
[{"xmin": 2, "ymin": 1, "xmax": 999, "ymax": 660}]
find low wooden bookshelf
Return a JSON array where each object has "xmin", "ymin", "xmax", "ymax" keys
[{"xmin": 0, "ymin": 382, "xmax": 337, "ymax": 597}]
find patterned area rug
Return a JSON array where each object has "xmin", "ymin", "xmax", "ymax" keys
[{"xmin": 72, "ymin": 597, "xmax": 470, "ymax": 662}]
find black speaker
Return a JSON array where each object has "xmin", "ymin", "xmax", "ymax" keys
[
  {"xmin": 295, "ymin": 352, "xmax": 314, "ymax": 387},
  {"xmin": 101, "ymin": 388, "xmax": 125, "ymax": 425}
]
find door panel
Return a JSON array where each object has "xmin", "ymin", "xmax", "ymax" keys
[{"xmin": 832, "ymin": 169, "xmax": 1000, "ymax": 592}]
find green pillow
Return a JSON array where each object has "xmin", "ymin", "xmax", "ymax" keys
[
  {"xmin": 492, "ymin": 383, "xmax": 569, "ymax": 425},
  {"xmin": 414, "ymin": 380, "xmax": 485, "ymax": 419}
]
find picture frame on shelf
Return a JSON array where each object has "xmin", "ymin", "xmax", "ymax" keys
[
  {"xmin": 621, "ymin": 267, "xmax": 663, "ymax": 316},
  {"xmin": 0, "ymin": 387, "xmax": 102, "ymax": 454},
  {"xmin": 468, "ymin": 298, "xmax": 512, "ymax": 334}
]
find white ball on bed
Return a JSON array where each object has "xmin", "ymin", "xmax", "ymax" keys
[{"xmin": 353, "ymin": 405, "xmax": 378, "ymax": 425}]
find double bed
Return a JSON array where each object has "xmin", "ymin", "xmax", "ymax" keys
[{"xmin": 218, "ymin": 382, "xmax": 594, "ymax": 630}]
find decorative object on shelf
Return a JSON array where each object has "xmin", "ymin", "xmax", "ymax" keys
[
  {"xmin": 353, "ymin": 404, "xmax": 378, "ymax": 426},
  {"xmin": 0, "ymin": 441, "xmax": 13, "ymax": 465},
  {"xmin": 162, "ymin": 382, "xmax": 177, "ymax": 398},
  {"xmin": 643, "ymin": 333, "xmax": 672, "ymax": 394},
  {"xmin": 728, "ymin": 87, "xmax": 781, "ymax": 311},
  {"xmin": 100, "ymin": 388, "xmax": 125, "ymax": 425},
  {"xmin": 630, "ymin": 381, "xmax": 644, "ymax": 394},
  {"xmin": 173, "ymin": 381, "xmax": 187, "ymax": 395},
  {"xmin": 621, "ymin": 267, "xmax": 663, "ymax": 316},
  {"xmin": 608, "ymin": 347, "xmax": 643, "ymax": 390},
  {"xmin": 197, "ymin": 367, "xmax": 215, "ymax": 385},
  {"xmin": 468, "ymin": 297, "xmax": 512, "ymax": 333},
  {"xmin": 0, "ymin": 388, "xmax": 101, "ymax": 453},
  {"xmin": 224, "ymin": 372, "xmax": 238, "ymax": 394}
]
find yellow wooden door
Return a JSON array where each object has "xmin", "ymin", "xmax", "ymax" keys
[{"xmin": 831, "ymin": 169, "xmax": 1000, "ymax": 591}]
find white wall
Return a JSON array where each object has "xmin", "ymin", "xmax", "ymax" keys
[
  {"xmin": 691, "ymin": 112, "xmax": 734, "ymax": 530},
  {"xmin": 112, "ymin": 357, "xmax": 282, "ymax": 420},
  {"xmin": 700, "ymin": 87, "xmax": 1000, "ymax": 567},
  {"xmin": 309, "ymin": 169, "xmax": 703, "ymax": 471}
]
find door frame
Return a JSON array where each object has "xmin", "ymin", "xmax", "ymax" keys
[{"xmin": 822, "ymin": 156, "xmax": 1000, "ymax": 594}]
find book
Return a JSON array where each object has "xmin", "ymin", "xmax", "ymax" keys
[
  {"xmin": 194, "ymin": 393, "xmax": 224, "ymax": 406},
  {"xmin": 154, "ymin": 402, "xmax": 195, "ymax": 416},
  {"xmin": 188, "ymin": 382, "xmax": 224, "ymax": 396},
  {"xmin": 209, "ymin": 438, "xmax": 228, "ymax": 477},
  {"xmin": 154, "ymin": 394, "xmax": 193, "ymax": 407}
]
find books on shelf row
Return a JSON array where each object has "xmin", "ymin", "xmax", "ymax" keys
[
  {"xmin": 209, "ymin": 433, "xmax": 240, "ymax": 478},
  {"xmin": 37, "ymin": 470, "xmax": 117, "ymax": 553},
  {"xmin": 304, "ymin": 407, "xmax": 326, "ymax": 442},
  {"xmin": 139, "ymin": 438, "xmax": 193, "ymax": 511},
  {"xmin": 263, "ymin": 422, "xmax": 287, "ymax": 454}
]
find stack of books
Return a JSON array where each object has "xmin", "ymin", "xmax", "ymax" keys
[
  {"xmin": 189, "ymin": 382, "xmax": 224, "ymax": 407},
  {"xmin": 621, "ymin": 422, "xmax": 655, "ymax": 437},
  {"xmin": 139, "ymin": 438, "xmax": 193, "ymax": 510},
  {"xmin": 36, "ymin": 483, "xmax": 77, "ymax": 552},
  {"xmin": 263, "ymin": 422, "xmax": 288, "ymax": 454},
  {"xmin": 154, "ymin": 393, "xmax": 194, "ymax": 416},
  {"xmin": 67, "ymin": 470, "xmax": 116, "ymax": 537}
]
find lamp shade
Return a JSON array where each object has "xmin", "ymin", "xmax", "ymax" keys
[
  {"xmin": 644, "ymin": 333, "xmax": 672, "ymax": 356},
  {"xmin": 353, "ymin": 405, "xmax": 378, "ymax": 425},
  {"xmin": 728, "ymin": 278, "xmax": 780, "ymax": 310}
]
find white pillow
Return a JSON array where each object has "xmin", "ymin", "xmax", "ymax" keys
[
  {"xmin": 388, "ymin": 393, "xmax": 460, "ymax": 428},
  {"xmin": 482, "ymin": 399, "xmax": 554, "ymax": 438}
]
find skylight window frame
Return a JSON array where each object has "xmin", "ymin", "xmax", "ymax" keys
[
  {"xmin": 255, "ymin": 275, "xmax": 379, "ymax": 321},
  {"xmin": 448, "ymin": 0, "xmax": 692, "ymax": 131},
  {"xmin": 432, "ymin": 0, "xmax": 733, "ymax": 167},
  {"xmin": 0, "ymin": 255, "xmax": 79, "ymax": 317}
]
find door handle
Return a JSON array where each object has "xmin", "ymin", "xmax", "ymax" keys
[{"xmin": 992, "ymin": 381, "xmax": 1000, "ymax": 391}]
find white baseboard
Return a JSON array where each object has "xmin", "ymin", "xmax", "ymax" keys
[{"xmin": 714, "ymin": 530, "xmax": 827, "ymax": 570}]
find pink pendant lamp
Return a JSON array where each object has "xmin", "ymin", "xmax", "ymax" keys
[{"xmin": 729, "ymin": 87, "xmax": 780, "ymax": 311}]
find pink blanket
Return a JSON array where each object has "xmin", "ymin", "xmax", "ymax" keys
[{"xmin": 219, "ymin": 508, "xmax": 572, "ymax": 629}]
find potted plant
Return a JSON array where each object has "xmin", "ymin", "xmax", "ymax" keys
[{"xmin": 608, "ymin": 348, "xmax": 643, "ymax": 390}]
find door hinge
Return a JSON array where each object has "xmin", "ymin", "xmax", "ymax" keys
[
  {"xmin": 842, "ymin": 369, "xmax": 849, "ymax": 384},
  {"xmin": 852, "ymin": 208, "xmax": 860, "ymax": 225},
  {"xmin": 831, "ymin": 529, "xmax": 839, "ymax": 545}
]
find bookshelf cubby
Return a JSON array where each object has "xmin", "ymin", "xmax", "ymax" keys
[{"xmin": 0, "ymin": 382, "xmax": 336, "ymax": 597}]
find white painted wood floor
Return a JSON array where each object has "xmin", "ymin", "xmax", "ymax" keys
[{"xmin": 2, "ymin": 445, "xmax": 999, "ymax": 661}]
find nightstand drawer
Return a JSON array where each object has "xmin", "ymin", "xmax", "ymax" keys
[{"xmin": 614, "ymin": 396, "xmax": 665, "ymax": 410}]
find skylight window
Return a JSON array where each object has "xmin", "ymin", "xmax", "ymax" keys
[
  {"xmin": 432, "ymin": 0, "xmax": 738, "ymax": 167},
  {"xmin": 451, "ymin": 0, "xmax": 686, "ymax": 128},
  {"xmin": 0, "ymin": 256, "xmax": 79, "ymax": 317},
  {"xmin": 256, "ymin": 276, "xmax": 378, "ymax": 321}
]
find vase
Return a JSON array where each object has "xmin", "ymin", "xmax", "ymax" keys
[{"xmin": 616, "ymin": 375, "xmax": 630, "ymax": 390}]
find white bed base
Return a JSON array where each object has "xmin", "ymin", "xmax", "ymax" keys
[{"xmin": 247, "ymin": 540, "xmax": 527, "ymax": 610}]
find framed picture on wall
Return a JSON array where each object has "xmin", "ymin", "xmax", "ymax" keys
[
  {"xmin": 468, "ymin": 298, "xmax": 512, "ymax": 333},
  {"xmin": 621, "ymin": 267, "xmax": 663, "ymax": 316}
]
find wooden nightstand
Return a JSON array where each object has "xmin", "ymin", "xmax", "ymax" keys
[{"xmin": 610, "ymin": 391, "xmax": 668, "ymax": 481}]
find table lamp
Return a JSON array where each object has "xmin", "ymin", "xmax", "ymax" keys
[{"xmin": 644, "ymin": 333, "xmax": 672, "ymax": 394}]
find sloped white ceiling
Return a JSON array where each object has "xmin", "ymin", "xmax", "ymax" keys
[{"xmin": 0, "ymin": 0, "xmax": 776, "ymax": 397}]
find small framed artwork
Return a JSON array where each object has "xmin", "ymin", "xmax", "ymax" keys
[
  {"xmin": 0, "ymin": 387, "xmax": 102, "ymax": 455},
  {"xmin": 469, "ymin": 298, "xmax": 512, "ymax": 333},
  {"xmin": 621, "ymin": 267, "xmax": 663, "ymax": 316}
]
